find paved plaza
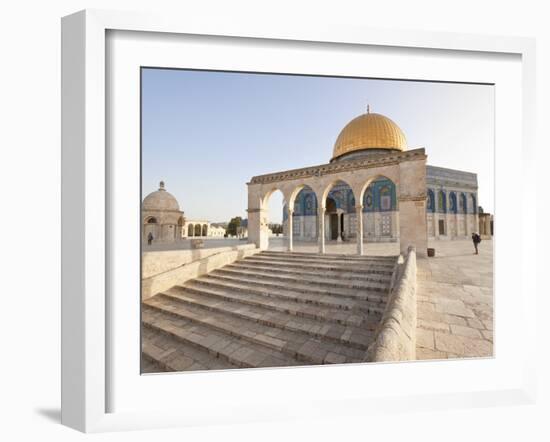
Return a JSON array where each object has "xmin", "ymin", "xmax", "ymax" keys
[{"xmin": 415, "ymin": 239, "xmax": 493, "ymax": 360}]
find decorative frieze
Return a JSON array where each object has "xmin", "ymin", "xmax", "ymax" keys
[{"xmin": 249, "ymin": 148, "xmax": 426, "ymax": 185}]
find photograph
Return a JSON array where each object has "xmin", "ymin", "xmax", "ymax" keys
[{"xmin": 140, "ymin": 68, "xmax": 494, "ymax": 373}]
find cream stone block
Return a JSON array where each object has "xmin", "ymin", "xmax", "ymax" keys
[
  {"xmin": 141, "ymin": 244, "xmax": 260, "ymax": 299},
  {"xmin": 399, "ymin": 200, "xmax": 428, "ymax": 257}
]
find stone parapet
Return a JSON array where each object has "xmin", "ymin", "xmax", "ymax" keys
[
  {"xmin": 365, "ymin": 246, "xmax": 417, "ymax": 362},
  {"xmin": 142, "ymin": 244, "xmax": 260, "ymax": 299}
]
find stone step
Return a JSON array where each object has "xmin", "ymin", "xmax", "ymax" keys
[
  {"xmin": 141, "ymin": 353, "xmax": 167, "ymax": 373},
  {"xmin": 183, "ymin": 277, "xmax": 386, "ymax": 312},
  {"xmin": 211, "ymin": 266, "xmax": 389, "ymax": 292},
  {"xmin": 260, "ymin": 251, "xmax": 398, "ymax": 262},
  {"xmin": 145, "ymin": 295, "xmax": 370, "ymax": 361},
  {"xmin": 243, "ymin": 256, "xmax": 395, "ymax": 274},
  {"xmin": 142, "ymin": 305, "xmax": 305, "ymax": 368},
  {"xmin": 141, "ymin": 325, "xmax": 238, "ymax": 372},
  {"xmin": 227, "ymin": 261, "xmax": 393, "ymax": 284},
  {"xmin": 165, "ymin": 285, "xmax": 380, "ymax": 327},
  {"xmin": 154, "ymin": 291, "xmax": 375, "ymax": 351},
  {"xmin": 200, "ymin": 272, "xmax": 389, "ymax": 300}
]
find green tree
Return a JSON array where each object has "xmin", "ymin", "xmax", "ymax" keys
[
  {"xmin": 269, "ymin": 223, "xmax": 283, "ymax": 234},
  {"xmin": 226, "ymin": 216, "xmax": 242, "ymax": 236}
]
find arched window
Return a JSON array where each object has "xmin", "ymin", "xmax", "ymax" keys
[
  {"xmin": 438, "ymin": 190, "xmax": 447, "ymax": 213},
  {"xmin": 363, "ymin": 188, "xmax": 374, "ymax": 212},
  {"xmin": 304, "ymin": 193, "xmax": 317, "ymax": 216},
  {"xmin": 379, "ymin": 186, "xmax": 392, "ymax": 212},
  {"xmin": 363, "ymin": 178, "xmax": 396, "ymax": 213},
  {"xmin": 471, "ymin": 194, "xmax": 477, "ymax": 214},
  {"xmin": 202, "ymin": 224, "xmax": 208, "ymax": 236},
  {"xmin": 194, "ymin": 224, "xmax": 202, "ymax": 236},
  {"xmin": 461, "ymin": 193, "xmax": 467, "ymax": 213},
  {"xmin": 427, "ymin": 189, "xmax": 435, "ymax": 213},
  {"xmin": 187, "ymin": 224, "xmax": 194, "ymax": 236},
  {"xmin": 450, "ymin": 192, "xmax": 457, "ymax": 214},
  {"xmin": 146, "ymin": 217, "xmax": 157, "ymax": 224}
]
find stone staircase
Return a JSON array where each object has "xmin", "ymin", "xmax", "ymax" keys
[{"xmin": 142, "ymin": 250, "xmax": 397, "ymax": 372}]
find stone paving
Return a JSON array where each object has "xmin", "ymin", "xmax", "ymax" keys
[{"xmin": 415, "ymin": 239, "xmax": 493, "ymax": 360}]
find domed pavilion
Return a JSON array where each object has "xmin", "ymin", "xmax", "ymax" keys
[{"xmin": 142, "ymin": 181, "xmax": 185, "ymax": 244}]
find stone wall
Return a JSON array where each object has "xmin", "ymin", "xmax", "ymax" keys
[
  {"xmin": 365, "ymin": 246, "xmax": 417, "ymax": 362},
  {"xmin": 142, "ymin": 244, "xmax": 260, "ymax": 299}
]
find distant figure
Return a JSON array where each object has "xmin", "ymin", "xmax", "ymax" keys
[
  {"xmin": 147, "ymin": 232, "xmax": 154, "ymax": 246},
  {"xmin": 471, "ymin": 232, "xmax": 481, "ymax": 255}
]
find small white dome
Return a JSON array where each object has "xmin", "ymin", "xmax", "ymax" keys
[{"xmin": 142, "ymin": 181, "xmax": 180, "ymax": 212}]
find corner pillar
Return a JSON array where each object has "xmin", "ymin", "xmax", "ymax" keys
[
  {"xmin": 247, "ymin": 208, "xmax": 268, "ymax": 250},
  {"xmin": 399, "ymin": 197, "xmax": 427, "ymax": 258}
]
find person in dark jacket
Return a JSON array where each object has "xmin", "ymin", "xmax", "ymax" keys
[
  {"xmin": 471, "ymin": 232, "xmax": 481, "ymax": 255},
  {"xmin": 147, "ymin": 232, "xmax": 154, "ymax": 246}
]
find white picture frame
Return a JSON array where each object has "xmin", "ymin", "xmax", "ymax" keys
[{"xmin": 61, "ymin": 9, "xmax": 537, "ymax": 433}]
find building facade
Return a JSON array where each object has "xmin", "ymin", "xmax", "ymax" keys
[
  {"xmin": 247, "ymin": 108, "xmax": 490, "ymax": 256},
  {"xmin": 284, "ymin": 165, "xmax": 480, "ymax": 242},
  {"xmin": 247, "ymin": 109, "xmax": 429, "ymax": 257}
]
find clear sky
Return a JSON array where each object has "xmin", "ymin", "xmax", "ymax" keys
[{"xmin": 142, "ymin": 68, "xmax": 494, "ymax": 224}]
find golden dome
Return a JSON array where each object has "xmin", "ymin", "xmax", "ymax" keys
[{"xmin": 332, "ymin": 111, "xmax": 407, "ymax": 160}]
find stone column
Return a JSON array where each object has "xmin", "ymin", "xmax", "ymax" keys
[
  {"xmin": 356, "ymin": 205, "xmax": 364, "ymax": 255},
  {"xmin": 318, "ymin": 207, "xmax": 326, "ymax": 254},
  {"xmin": 336, "ymin": 212, "xmax": 342, "ymax": 243},
  {"xmin": 287, "ymin": 208, "xmax": 294, "ymax": 252},
  {"xmin": 247, "ymin": 208, "xmax": 268, "ymax": 250}
]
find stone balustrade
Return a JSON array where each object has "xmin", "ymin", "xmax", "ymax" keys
[{"xmin": 365, "ymin": 246, "xmax": 417, "ymax": 362}]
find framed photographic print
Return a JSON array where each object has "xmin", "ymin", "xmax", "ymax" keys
[{"xmin": 61, "ymin": 9, "xmax": 537, "ymax": 433}]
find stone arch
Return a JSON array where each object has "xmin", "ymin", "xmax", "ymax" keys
[
  {"xmin": 194, "ymin": 224, "xmax": 201, "ymax": 236},
  {"xmin": 187, "ymin": 224, "xmax": 194, "ymax": 236},
  {"xmin": 145, "ymin": 216, "xmax": 158, "ymax": 224},
  {"xmin": 288, "ymin": 183, "xmax": 313, "ymax": 211},
  {"xmin": 261, "ymin": 185, "xmax": 289, "ymax": 210},
  {"xmin": 356, "ymin": 174, "xmax": 398, "ymax": 207},
  {"xmin": 320, "ymin": 178, "xmax": 356, "ymax": 208},
  {"xmin": 202, "ymin": 224, "xmax": 208, "ymax": 236},
  {"xmin": 287, "ymin": 184, "xmax": 318, "ymax": 241}
]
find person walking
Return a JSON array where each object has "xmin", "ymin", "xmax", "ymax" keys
[
  {"xmin": 147, "ymin": 232, "xmax": 154, "ymax": 246},
  {"xmin": 471, "ymin": 232, "xmax": 481, "ymax": 255}
]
